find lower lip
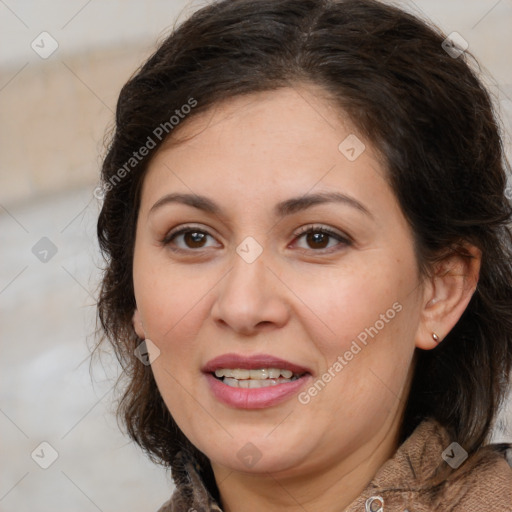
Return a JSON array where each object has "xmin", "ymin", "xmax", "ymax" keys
[{"xmin": 205, "ymin": 373, "xmax": 311, "ymax": 409}]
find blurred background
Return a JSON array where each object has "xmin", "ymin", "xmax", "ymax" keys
[{"xmin": 1, "ymin": 1, "xmax": 511, "ymax": 511}]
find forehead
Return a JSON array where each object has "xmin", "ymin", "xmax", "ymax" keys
[
  {"xmin": 162, "ymin": 86, "xmax": 371, "ymax": 164},
  {"xmin": 139, "ymin": 86, "xmax": 394, "ymax": 219}
]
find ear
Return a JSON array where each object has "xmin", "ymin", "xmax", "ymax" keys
[
  {"xmin": 132, "ymin": 308, "xmax": 146, "ymax": 339},
  {"xmin": 415, "ymin": 244, "xmax": 481, "ymax": 350}
]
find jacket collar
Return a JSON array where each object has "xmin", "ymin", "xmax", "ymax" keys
[{"xmin": 158, "ymin": 419, "xmax": 512, "ymax": 512}]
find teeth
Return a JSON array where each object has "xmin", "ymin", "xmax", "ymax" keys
[
  {"xmin": 268, "ymin": 368, "xmax": 281, "ymax": 379},
  {"xmin": 250, "ymin": 369, "xmax": 268, "ymax": 379},
  {"xmin": 214, "ymin": 367, "xmax": 298, "ymax": 380},
  {"xmin": 223, "ymin": 377, "xmax": 293, "ymax": 388},
  {"xmin": 214, "ymin": 367, "xmax": 303, "ymax": 388},
  {"xmin": 232, "ymin": 369, "xmax": 250, "ymax": 379}
]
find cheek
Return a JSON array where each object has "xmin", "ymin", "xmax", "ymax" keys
[
  {"xmin": 292, "ymin": 255, "xmax": 419, "ymax": 412},
  {"xmin": 133, "ymin": 252, "xmax": 216, "ymax": 344},
  {"xmin": 288, "ymin": 255, "xmax": 411, "ymax": 349},
  {"xmin": 138, "ymin": 274, "xmax": 213, "ymax": 429}
]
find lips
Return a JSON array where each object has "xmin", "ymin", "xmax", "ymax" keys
[
  {"xmin": 202, "ymin": 353, "xmax": 312, "ymax": 409},
  {"xmin": 202, "ymin": 353, "xmax": 312, "ymax": 375}
]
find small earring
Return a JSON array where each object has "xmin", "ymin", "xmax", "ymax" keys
[{"xmin": 432, "ymin": 332, "xmax": 440, "ymax": 343}]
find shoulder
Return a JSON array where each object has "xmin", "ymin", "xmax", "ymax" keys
[
  {"xmin": 352, "ymin": 420, "xmax": 512, "ymax": 512},
  {"xmin": 436, "ymin": 444, "xmax": 512, "ymax": 510},
  {"xmin": 409, "ymin": 422, "xmax": 512, "ymax": 510}
]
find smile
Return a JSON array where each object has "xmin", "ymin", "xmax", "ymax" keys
[
  {"xmin": 203, "ymin": 354, "xmax": 312, "ymax": 409},
  {"xmin": 214, "ymin": 368, "xmax": 303, "ymax": 388}
]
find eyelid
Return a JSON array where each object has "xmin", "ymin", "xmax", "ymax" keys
[
  {"xmin": 160, "ymin": 223, "xmax": 220, "ymax": 247},
  {"xmin": 290, "ymin": 224, "xmax": 353, "ymax": 252},
  {"xmin": 292, "ymin": 224, "xmax": 352, "ymax": 242},
  {"xmin": 161, "ymin": 223, "xmax": 353, "ymax": 253}
]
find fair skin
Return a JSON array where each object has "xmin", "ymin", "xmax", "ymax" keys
[{"xmin": 132, "ymin": 86, "xmax": 480, "ymax": 512}]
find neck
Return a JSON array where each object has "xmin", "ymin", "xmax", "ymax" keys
[{"xmin": 211, "ymin": 412, "xmax": 402, "ymax": 512}]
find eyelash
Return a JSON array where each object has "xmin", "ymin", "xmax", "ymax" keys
[{"xmin": 161, "ymin": 224, "xmax": 352, "ymax": 254}]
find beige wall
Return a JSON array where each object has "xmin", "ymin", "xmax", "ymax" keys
[
  {"xmin": 0, "ymin": 47, "xmax": 146, "ymax": 205},
  {"xmin": 0, "ymin": 0, "xmax": 193, "ymax": 207},
  {"xmin": 1, "ymin": 0, "xmax": 511, "ymax": 208},
  {"xmin": 0, "ymin": 0, "xmax": 512, "ymax": 210}
]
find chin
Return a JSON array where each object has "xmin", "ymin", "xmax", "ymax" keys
[
  {"xmin": 215, "ymin": 450, "xmax": 301, "ymax": 475},
  {"xmin": 199, "ymin": 431, "xmax": 313, "ymax": 476}
]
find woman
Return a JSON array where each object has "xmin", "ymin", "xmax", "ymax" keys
[{"xmin": 96, "ymin": 0, "xmax": 512, "ymax": 510}]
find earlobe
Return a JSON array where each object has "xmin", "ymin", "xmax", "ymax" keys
[
  {"xmin": 415, "ymin": 244, "xmax": 481, "ymax": 351},
  {"xmin": 132, "ymin": 308, "xmax": 146, "ymax": 339}
]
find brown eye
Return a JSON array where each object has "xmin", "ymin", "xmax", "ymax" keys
[
  {"xmin": 293, "ymin": 226, "xmax": 352, "ymax": 252},
  {"xmin": 183, "ymin": 231, "xmax": 207, "ymax": 248},
  {"xmin": 305, "ymin": 231, "xmax": 330, "ymax": 249},
  {"xmin": 162, "ymin": 227, "xmax": 220, "ymax": 251}
]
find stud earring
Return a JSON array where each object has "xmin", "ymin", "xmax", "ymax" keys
[{"xmin": 432, "ymin": 332, "xmax": 440, "ymax": 343}]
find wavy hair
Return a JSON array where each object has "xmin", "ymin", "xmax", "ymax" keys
[{"xmin": 96, "ymin": 0, "xmax": 512, "ymax": 491}]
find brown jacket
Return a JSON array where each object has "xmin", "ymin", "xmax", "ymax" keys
[{"xmin": 157, "ymin": 420, "xmax": 512, "ymax": 512}]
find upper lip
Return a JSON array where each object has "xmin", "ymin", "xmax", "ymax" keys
[{"xmin": 202, "ymin": 353, "xmax": 312, "ymax": 375}]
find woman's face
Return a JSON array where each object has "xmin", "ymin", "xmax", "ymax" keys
[{"xmin": 132, "ymin": 87, "xmax": 428, "ymax": 477}]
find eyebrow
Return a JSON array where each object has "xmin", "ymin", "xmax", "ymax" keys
[{"xmin": 148, "ymin": 191, "xmax": 372, "ymax": 218}]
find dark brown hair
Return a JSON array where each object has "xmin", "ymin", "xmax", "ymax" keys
[{"xmin": 96, "ymin": 0, "xmax": 512, "ymax": 489}]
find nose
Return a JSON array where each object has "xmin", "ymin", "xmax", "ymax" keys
[{"xmin": 210, "ymin": 248, "xmax": 291, "ymax": 336}]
